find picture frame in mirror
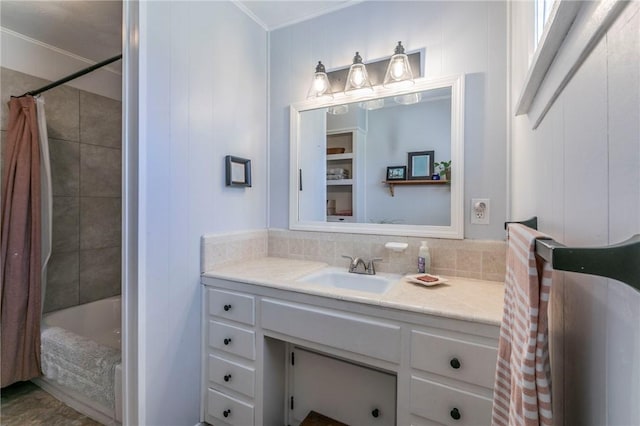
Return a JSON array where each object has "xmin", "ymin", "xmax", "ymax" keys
[
  {"xmin": 386, "ymin": 165, "xmax": 407, "ymax": 181},
  {"xmin": 407, "ymin": 150, "xmax": 434, "ymax": 180}
]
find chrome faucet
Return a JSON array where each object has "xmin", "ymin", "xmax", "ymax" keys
[{"xmin": 341, "ymin": 255, "xmax": 382, "ymax": 275}]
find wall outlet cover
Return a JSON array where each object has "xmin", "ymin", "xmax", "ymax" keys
[{"xmin": 471, "ymin": 198, "xmax": 490, "ymax": 225}]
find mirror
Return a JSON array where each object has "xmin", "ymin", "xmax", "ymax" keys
[{"xmin": 289, "ymin": 75, "xmax": 464, "ymax": 238}]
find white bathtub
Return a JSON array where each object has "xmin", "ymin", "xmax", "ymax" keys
[{"xmin": 34, "ymin": 296, "xmax": 123, "ymax": 425}]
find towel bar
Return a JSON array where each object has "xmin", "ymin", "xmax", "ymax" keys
[{"xmin": 505, "ymin": 217, "xmax": 640, "ymax": 292}]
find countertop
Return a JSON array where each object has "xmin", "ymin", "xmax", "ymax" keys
[{"xmin": 202, "ymin": 257, "xmax": 505, "ymax": 326}]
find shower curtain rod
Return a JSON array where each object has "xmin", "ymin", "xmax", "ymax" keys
[{"xmin": 17, "ymin": 54, "xmax": 122, "ymax": 97}]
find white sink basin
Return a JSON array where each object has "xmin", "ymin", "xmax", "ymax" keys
[{"xmin": 297, "ymin": 267, "xmax": 401, "ymax": 294}]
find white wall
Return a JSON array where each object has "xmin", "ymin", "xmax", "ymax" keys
[
  {"xmin": 0, "ymin": 27, "xmax": 121, "ymax": 100},
  {"xmin": 269, "ymin": 1, "xmax": 507, "ymax": 239},
  {"xmin": 138, "ymin": 2, "xmax": 267, "ymax": 424},
  {"xmin": 510, "ymin": 2, "xmax": 640, "ymax": 424}
]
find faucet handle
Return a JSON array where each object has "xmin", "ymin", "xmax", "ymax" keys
[
  {"xmin": 341, "ymin": 255, "xmax": 355, "ymax": 271},
  {"xmin": 367, "ymin": 258, "xmax": 383, "ymax": 274}
]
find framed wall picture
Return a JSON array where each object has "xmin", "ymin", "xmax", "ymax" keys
[
  {"xmin": 386, "ymin": 166, "xmax": 407, "ymax": 181},
  {"xmin": 407, "ymin": 150, "xmax": 434, "ymax": 180},
  {"xmin": 225, "ymin": 155, "xmax": 252, "ymax": 187}
]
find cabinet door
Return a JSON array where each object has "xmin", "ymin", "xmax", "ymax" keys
[{"xmin": 289, "ymin": 347, "xmax": 396, "ymax": 426}]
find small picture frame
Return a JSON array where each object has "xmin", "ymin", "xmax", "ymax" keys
[
  {"xmin": 386, "ymin": 165, "xmax": 407, "ymax": 181},
  {"xmin": 225, "ymin": 155, "xmax": 252, "ymax": 187},
  {"xmin": 407, "ymin": 150, "xmax": 434, "ymax": 180}
]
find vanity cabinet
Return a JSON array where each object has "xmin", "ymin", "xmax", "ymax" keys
[
  {"xmin": 203, "ymin": 288, "xmax": 257, "ymax": 426},
  {"xmin": 201, "ymin": 278, "xmax": 499, "ymax": 426}
]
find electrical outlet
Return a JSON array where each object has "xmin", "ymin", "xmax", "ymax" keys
[{"xmin": 471, "ymin": 198, "xmax": 490, "ymax": 225}]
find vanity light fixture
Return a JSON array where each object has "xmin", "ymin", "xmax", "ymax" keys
[
  {"xmin": 394, "ymin": 92, "xmax": 422, "ymax": 105},
  {"xmin": 383, "ymin": 41, "xmax": 415, "ymax": 88},
  {"xmin": 307, "ymin": 61, "xmax": 333, "ymax": 99},
  {"xmin": 327, "ymin": 104, "xmax": 349, "ymax": 115},
  {"xmin": 358, "ymin": 99, "xmax": 385, "ymax": 111},
  {"xmin": 344, "ymin": 52, "xmax": 373, "ymax": 95}
]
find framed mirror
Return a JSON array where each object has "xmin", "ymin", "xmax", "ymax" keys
[{"xmin": 289, "ymin": 74, "xmax": 465, "ymax": 238}]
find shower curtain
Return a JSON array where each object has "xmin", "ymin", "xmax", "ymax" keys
[{"xmin": 1, "ymin": 95, "xmax": 50, "ymax": 387}]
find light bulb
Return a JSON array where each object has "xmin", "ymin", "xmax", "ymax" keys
[
  {"xmin": 351, "ymin": 67, "xmax": 365, "ymax": 88},
  {"xmin": 313, "ymin": 75, "xmax": 327, "ymax": 93},
  {"xmin": 391, "ymin": 58, "xmax": 405, "ymax": 80}
]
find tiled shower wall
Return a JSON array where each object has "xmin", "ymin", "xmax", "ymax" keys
[{"xmin": 1, "ymin": 68, "xmax": 122, "ymax": 312}]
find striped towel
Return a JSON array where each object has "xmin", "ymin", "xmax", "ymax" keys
[{"xmin": 492, "ymin": 224, "xmax": 553, "ymax": 426}]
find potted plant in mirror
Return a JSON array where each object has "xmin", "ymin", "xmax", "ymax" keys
[{"xmin": 434, "ymin": 160, "xmax": 452, "ymax": 181}]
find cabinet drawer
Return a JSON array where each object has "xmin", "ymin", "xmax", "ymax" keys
[
  {"xmin": 206, "ymin": 388, "xmax": 254, "ymax": 426},
  {"xmin": 208, "ymin": 354, "xmax": 255, "ymax": 398},
  {"xmin": 208, "ymin": 288, "xmax": 255, "ymax": 325},
  {"xmin": 411, "ymin": 330, "xmax": 497, "ymax": 389},
  {"xmin": 208, "ymin": 320, "xmax": 255, "ymax": 360},
  {"xmin": 261, "ymin": 299, "xmax": 401, "ymax": 363},
  {"xmin": 410, "ymin": 376, "xmax": 492, "ymax": 426}
]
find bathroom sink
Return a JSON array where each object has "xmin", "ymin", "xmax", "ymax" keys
[{"xmin": 297, "ymin": 267, "xmax": 401, "ymax": 294}]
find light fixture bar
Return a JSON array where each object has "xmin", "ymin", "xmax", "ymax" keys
[{"xmin": 323, "ymin": 51, "xmax": 421, "ymax": 94}]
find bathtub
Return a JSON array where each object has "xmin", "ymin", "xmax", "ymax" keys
[{"xmin": 33, "ymin": 295, "xmax": 123, "ymax": 425}]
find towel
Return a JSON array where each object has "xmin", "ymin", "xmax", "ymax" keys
[{"xmin": 492, "ymin": 224, "xmax": 553, "ymax": 426}]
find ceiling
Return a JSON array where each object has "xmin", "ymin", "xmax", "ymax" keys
[{"xmin": 1, "ymin": 1, "xmax": 358, "ymax": 65}]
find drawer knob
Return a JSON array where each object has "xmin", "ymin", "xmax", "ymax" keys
[
  {"xmin": 450, "ymin": 408, "xmax": 461, "ymax": 420},
  {"xmin": 450, "ymin": 357, "xmax": 461, "ymax": 369},
  {"xmin": 223, "ymin": 304, "xmax": 232, "ymax": 311},
  {"xmin": 371, "ymin": 408, "xmax": 380, "ymax": 418},
  {"xmin": 223, "ymin": 338, "xmax": 232, "ymax": 345},
  {"xmin": 223, "ymin": 409, "xmax": 231, "ymax": 418},
  {"xmin": 224, "ymin": 374, "xmax": 232, "ymax": 382}
]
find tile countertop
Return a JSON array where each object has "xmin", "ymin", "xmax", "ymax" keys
[{"xmin": 202, "ymin": 257, "xmax": 505, "ymax": 326}]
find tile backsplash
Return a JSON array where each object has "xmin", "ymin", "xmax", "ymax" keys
[{"xmin": 202, "ymin": 228, "xmax": 506, "ymax": 282}]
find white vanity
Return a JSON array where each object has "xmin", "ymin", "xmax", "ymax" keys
[{"xmin": 200, "ymin": 257, "xmax": 504, "ymax": 426}]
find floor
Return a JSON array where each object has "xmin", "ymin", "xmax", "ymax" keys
[{"xmin": 1, "ymin": 381, "xmax": 102, "ymax": 426}]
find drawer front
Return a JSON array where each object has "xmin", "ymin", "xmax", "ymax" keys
[
  {"xmin": 411, "ymin": 330, "xmax": 497, "ymax": 388},
  {"xmin": 208, "ymin": 288, "xmax": 255, "ymax": 325},
  {"xmin": 206, "ymin": 388, "xmax": 254, "ymax": 426},
  {"xmin": 261, "ymin": 299, "xmax": 401, "ymax": 363},
  {"xmin": 208, "ymin": 354, "xmax": 255, "ymax": 398},
  {"xmin": 410, "ymin": 376, "xmax": 492, "ymax": 426},
  {"xmin": 208, "ymin": 320, "xmax": 256, "ymax": 360}
]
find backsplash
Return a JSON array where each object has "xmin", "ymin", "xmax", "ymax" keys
[
  {"xmin": 201, "ymin": 229, "xmax": 268, "ymax": 273},
  {"xmin": 202, "ymin": 228, "xmax": 506, "ymax": 282}
]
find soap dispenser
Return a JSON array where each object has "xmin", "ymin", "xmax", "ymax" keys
[{"xmin": 418, "ymin": 241, "xmax": 431, "ymax": 273}]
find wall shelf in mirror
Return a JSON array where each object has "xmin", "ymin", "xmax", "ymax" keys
[{"xmin": 383, "ymin": 179, "xmax": 450, "ymax": 197}]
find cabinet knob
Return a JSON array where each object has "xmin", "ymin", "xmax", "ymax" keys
[
  {"xmin": 223, "ymin": 338, "xmax": 232, "ymax": 345},
  {"xmin": 450, "ymin": 357, "xmax": 461, "ymax": 369},
  {"xmin": 450, "ymin": 407, "xmax": 461, "ymax": 420},
  {"xmin": 223, "ymin": 409, "xmax": 231, "ymax": 418},
  {"xmin": 224, "ymin": 374, "xmax": 232, "ymax": 382},
  {"xmin": 223, "ymin": 304, "xmax": 232, "ymax": 311},
  {"xmin": 371, "ymin": 408, "xmax": 380, "ymax": 418}
]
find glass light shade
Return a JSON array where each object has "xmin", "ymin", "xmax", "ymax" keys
[
  {"xmin": 383, "ymin": 42, "xmax": 415, "ymax": 88},
  {"xmin": 327, "ymin": 104, "xmax": 349, "ymax": 115},
  {"xmin": 358, "ymin": 99, "xmax": 385, "ymax": 110},
  {"xmin": 394, "ymin": 92, "xmax": 422, "ymax": 105},
  {"xmin": 344, "ymin": 52, "xmax": 373, "ymax": 95},
  {"xmin": 307, "ymin": 61, "xmax": 333, "ymax": 99}
]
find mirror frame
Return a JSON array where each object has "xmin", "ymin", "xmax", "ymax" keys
[{"xmin": 289, "ymin": 74, "xmax": 465, "ymax": 238}]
